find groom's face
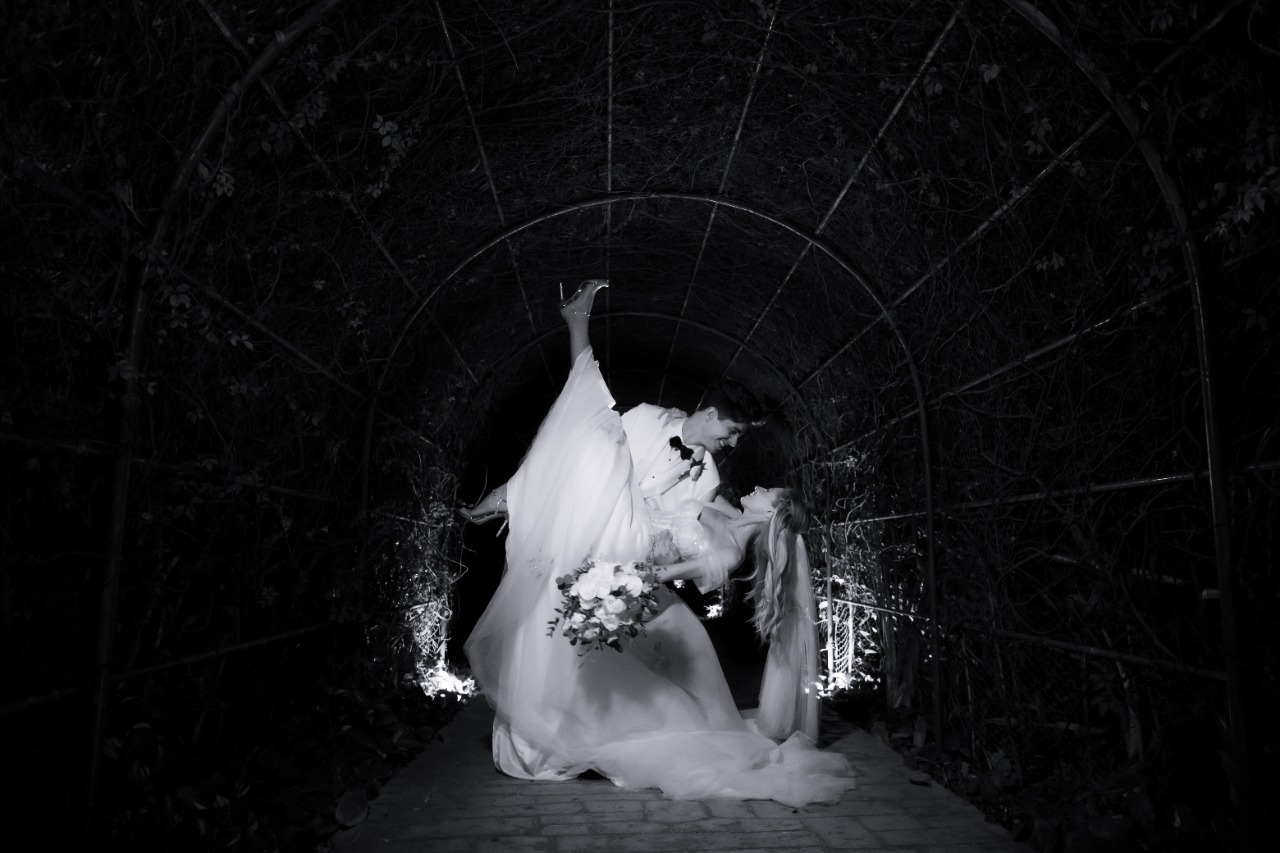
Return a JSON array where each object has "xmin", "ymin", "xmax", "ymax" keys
[{"xmin": 689, "ymin": 409, "xmax": 749, "ymax": 455}]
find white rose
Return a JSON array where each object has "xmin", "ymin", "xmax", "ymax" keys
[
  {"xmin": 598, "ymin": 614, "xmax": 621, "ymax": 632},
  {"xmin": 572, "ymin": 563, "xmax": 613, "ymax": 601},
  {"xmin": 617, "ymin": 573, "xmax": 643, "ymax": 597},
  {"xmin": 569, "ymin": 612, "xmax": 587, "ymax": 626},
  {"xmin": 602, "ymin": 595, "xmax": 627, "ymax": 615}
]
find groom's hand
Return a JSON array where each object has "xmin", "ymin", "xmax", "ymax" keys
[{"xmin": 649, "ymin": 530, "xmax": 680, "ymax": 565}]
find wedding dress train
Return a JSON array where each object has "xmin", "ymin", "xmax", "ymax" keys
[{"xmin": 464, "ymin": 349, "xmax": 852, "ymax": 806}]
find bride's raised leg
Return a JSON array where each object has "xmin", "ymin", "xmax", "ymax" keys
[{"xmin": 559, "ymin": 278, "xmax": 608, "ymax": 364}]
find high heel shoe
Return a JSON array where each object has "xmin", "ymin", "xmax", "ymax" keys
[
  {"xmin": 457, "ymin": 487, "xmax": 508, "ymax": 525},
  {"xmin": 559, "ymin": 278, "xmax": 609, "ymax": 317},
  {"xmin": 456, "ymin": 504, "xmax": 504, "ymax": 525}
]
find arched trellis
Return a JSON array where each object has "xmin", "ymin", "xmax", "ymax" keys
[
  {"xmin": 357, "ymin": 190, "xmax": 942, "ymax": 739},
  {"xmin": 49, "ymin": 0, "xmax": 1258, "ymax": 842}
]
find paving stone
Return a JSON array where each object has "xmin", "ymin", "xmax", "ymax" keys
[
  {"xmin": 332, "ymin": 682, "xmax": 1030, "ymax": 853},
  {"xmin": 384, "ymin": 815, "xmax": 537, "ymax": 838},
  {"xmin": 429, "ymin": 799, "xmax": 587, "ymax": 819},
  {"xmin": 691, "ymin": 817, "xmax": 809, "ymax": 833},
  {"xmin": 712, "ymin": 849, "xmax": 827, "ymax": 853},
  {"xmin": 802, "ymin": 816, "xmax": 881, "ymax": 849},
  {"xmin": 745, "ymin": 799, "xmax": 808, "ymax": 819},
  {"xmin": 919, "ymin": 844, "xmax": 1033, "ymax": 853},
  {"xmin": 541, "ymin": 819, "xmax": 669, "ymax": 836},
  {"xmin": 468, "ymin": 836, "xmax": 555, "ymax": 853},
  {"xmin": 876, "ymin": 826, "xmax": 1007, "ymax": 846},
  {"xmin": 538, "ymin": 823, "xmax": 592, "ymax": 836},
  {"xmin": 542, "ymin": 801, "xmax": 647, "ymax": 823},
  {"xmin": 581, "ymin": 797, "xmax": 647, "ymax": 815},
  {"xmin": 919, "ymin": 810, "xmax": 1011, "ymax": 831},
  {"xmin": 860, "ymin": 812, "xmax": 927, "ymax": 831},
  {"xmin": 704, "ymin": 799, "xmax": 757, "ymax": 819},
  {"xmin": 422, "ymin": 793, "xmax": 527, "ymax": 811},
  {"xmin": 334, "ymin": 836, "xmax": 515, "ymax": 853},
  {"xmin": 530, "ymin": 789, "xmax": 614, "ymax": 804},
  {"xmin": 797, "ymin": 796, "xmax": 902, "ymax": 817},
  {"xmin": 645, "ymin": 799, "xmax": 711, "ymax": 822},
  {"xmin": 556, "ymin": 829, "xmax": 822, "ymax": 852},
  {"xmin": 566, "ymin": 816, "xmax": 810, "ymax": 835}
]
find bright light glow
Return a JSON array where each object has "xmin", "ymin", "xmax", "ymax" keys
[
  {"xmin": 384, "ymin": 492, "xmax": 471, "ymax": 702},
  {"xmin": 418, "ymin": 661, "xmax": 476, "ymax": 699},
  {"xmin": 817, "ymin": 530, "xmax": 883, "ymax": 696}
]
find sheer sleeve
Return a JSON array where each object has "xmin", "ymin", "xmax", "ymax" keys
[{"xmin": 693, "ymin": 544, "xmax": 736, "ymax": 594}]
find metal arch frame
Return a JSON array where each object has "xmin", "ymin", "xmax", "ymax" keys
[
  {"xmin": 657, "ymin": 3, "xmax": 781, "ymax": 403},
  {"xmin": 432, "ymin": 0, "xmax": 544, "ymax": 372}
]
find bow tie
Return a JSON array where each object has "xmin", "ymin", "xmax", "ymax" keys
[
  {"xmin": 669, "ymin": 436, "xmax": 705, "ymax": 481},
  {"xmin": 669, "ymin": 436, "xmax": 696, "ymax": 460}
]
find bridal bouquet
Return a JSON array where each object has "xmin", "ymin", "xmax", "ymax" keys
[{"xmin": 548, "ymin": 558, "xmax": 661, "ymax": 652}]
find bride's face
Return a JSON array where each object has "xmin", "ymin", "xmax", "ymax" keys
[{"xmin": 741, "ymin": 486, "xmax": 784, "ymax": 516}]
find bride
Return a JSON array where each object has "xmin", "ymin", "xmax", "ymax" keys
[{"xmin": 463, "ymin": 280, "xmax": 852, "ymax": 806}]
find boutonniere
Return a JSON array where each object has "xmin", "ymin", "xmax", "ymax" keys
[{"xmin": 669, "ymin": 436, "xmax": 705, "ymax": 481}]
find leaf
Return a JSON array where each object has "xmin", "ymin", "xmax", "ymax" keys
[
  {"xmin": 1128, "ymin": 788, "xmax": 1156, "ymax": 832},
  {"xmin": 335, "ymin": 790, "xmax": 369, "ymax": 827}
]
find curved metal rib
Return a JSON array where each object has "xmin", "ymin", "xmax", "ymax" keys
[
  {"xmin": 433, "ymin": 0, "xmax": 540, "ymax": 350},
  {"xmin": 719, "ymin": 9, "xmax": 960, "ymax": 381},
  {"xmin": 658, "ymin": 3, "xmax": 780, "ymax": 402},
  {"xmin": 1006, "ymin": 0, "xmax": 1248, "ymax": 828}
]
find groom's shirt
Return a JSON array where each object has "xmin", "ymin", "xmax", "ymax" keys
[{"xmin": 619, "ymin": 403, "xmax": 721, "ymax": 512}]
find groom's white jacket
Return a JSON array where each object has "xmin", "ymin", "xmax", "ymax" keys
[{"xmin": 619, "ymin": 403, "xmax": 721, "ymax": 512}]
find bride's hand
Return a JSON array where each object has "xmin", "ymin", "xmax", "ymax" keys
[{"xmin": 648, "ymin": 530, "xmax": 680, "ymax": 565}]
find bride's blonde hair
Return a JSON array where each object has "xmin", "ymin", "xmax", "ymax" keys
[{"xmin": 746, "ymin": 489, "xmax": 809, "ymax": 643}]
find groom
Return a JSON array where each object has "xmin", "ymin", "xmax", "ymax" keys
[{"xmin": 620, "ymin": 382, "xmax": 763, "ymax": 514}]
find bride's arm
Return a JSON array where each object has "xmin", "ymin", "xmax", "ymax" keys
[
  {"xmin": 703, "ymin": 495, "xmax": 740, "ymax": 517},
  {"xmin": 652, "ymin": 557, "xmax": 708, "ymax": 585},
  {"xmin": 651, "ymin": 546, "xmax": 738, "ymax": 593}
]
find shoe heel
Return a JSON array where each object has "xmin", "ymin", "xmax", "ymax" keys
[{"xmin": 559, "ymin": 278, "xmax": 609, "ymax": 314}]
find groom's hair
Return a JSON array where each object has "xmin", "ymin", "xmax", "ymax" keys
[{"xmin": 699, "ymin": 381, "xmax": 764, "ymax": 427}]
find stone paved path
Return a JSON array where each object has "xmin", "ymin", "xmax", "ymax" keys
[{"xmin": 329, "ymin": 684, "xmax": 1032, "ymax": 853}]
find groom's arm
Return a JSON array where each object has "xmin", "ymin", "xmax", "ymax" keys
[{"xmin": 619, "ymin": 403, "xmax": 670, "ymax": 471}]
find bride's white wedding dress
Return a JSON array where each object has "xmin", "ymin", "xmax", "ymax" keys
[{"xmin": 464, "ymin": 349, "xmax": 852, "ymax": 806}]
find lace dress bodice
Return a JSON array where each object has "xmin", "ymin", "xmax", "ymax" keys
[{"xmin": 649, "ymin": 499, "xmax": 708, "ymax": 560}]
